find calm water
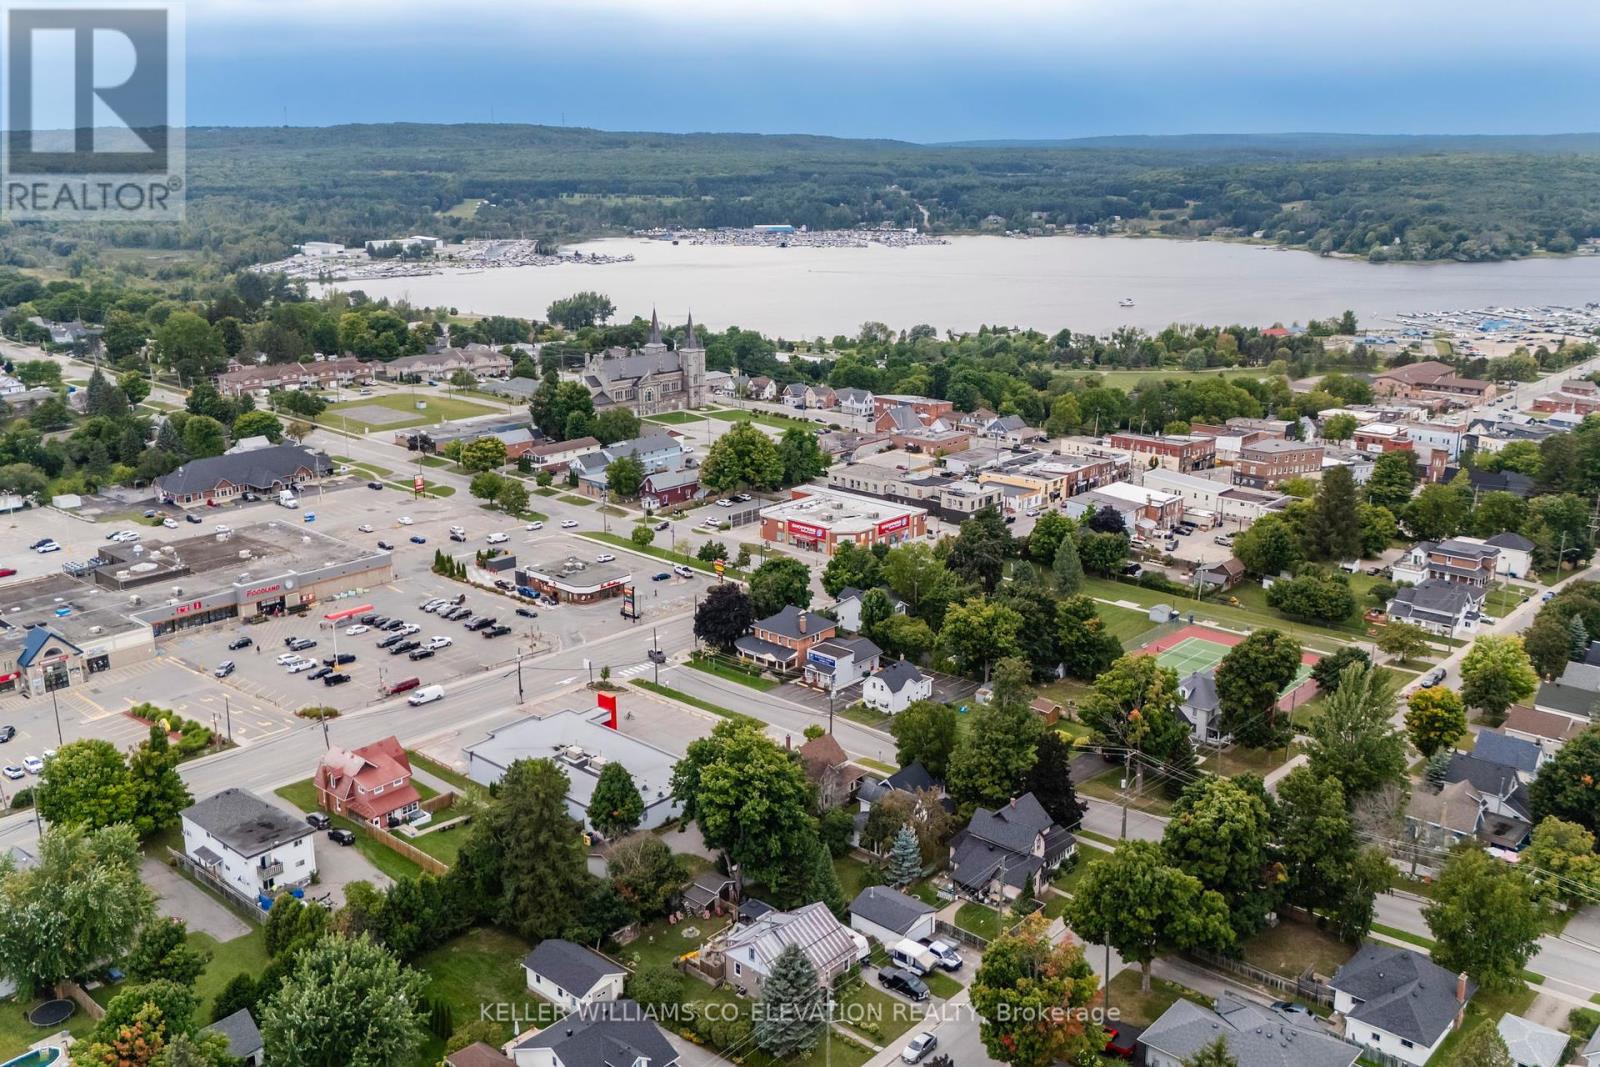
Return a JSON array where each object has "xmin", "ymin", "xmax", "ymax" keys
[{"xmin": 327, "ymin": 236, "xmax": 1600, "ymax": 337}]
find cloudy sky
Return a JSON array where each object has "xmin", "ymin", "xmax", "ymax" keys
[{"xmin": 182, "ymin": 0, "xmax": 1600, "ymax": 140}]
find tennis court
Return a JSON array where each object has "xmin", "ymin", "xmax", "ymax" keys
[{"xmin": 1143, "ymin": 625, "xmax": 1318, "ymax": 704}]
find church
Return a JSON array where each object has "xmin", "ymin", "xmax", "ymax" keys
[{"xmin": 580, "ymin": 310, "xmax": 708, "ymax": 415}]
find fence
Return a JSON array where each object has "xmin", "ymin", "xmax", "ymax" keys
[
  {"xmin": 167, "ymin": 849, "xmax": 269, "ymax": 925},
  {"xmin": 349, "ymin": 817, "xmax": 448, "ymax": 876},
  {"xmin": 58, "ymin": 980, "xmax": 105, "ymax": 1021},
  {"xmin": 1339, "ymin": 1038, "xmax": 1411, "ymax": 1067},
  {"xmin": 1186, "ymin": 949, "xmax": 1333, "ymax": 1005}
]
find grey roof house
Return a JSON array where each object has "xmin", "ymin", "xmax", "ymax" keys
[
  {"xmin": 1470, "ymin": 730, "xmax": 1544, "ymax": 780},
  {"xmin": 1385, "ymin": 581, "xmax": 1485, "ymax": 638},
  {"xmin": 1495, "ymin": 1013, "xmax": 1567, "ymax": 1067},
  {"xmin": 523, "ymin": 939, "xmax": 626, "ymax": 1010},
  {"xmin": 1331, "ymin": 944, "xmax": 1473, "ymax": 1066},
  {"xmin": 1139, "ymin": 993, "xmax": 1357, "ymax": 1067},
  {"xmin": 848, "ymin": 886, "xmax": 936, "ymax": 946},
  {"xmin": 204, "ymin": 1008, "xmax": 263, "ymax": 1066},
  {"xmin": 1178, "ymin": 669, "xmax": 1225, "ymax": 744},
  {"xmin": 948, "ymin": 792, "xmax": 1074, "ymax": 902},
  {"xmin": 511, "ymin": 1000, "xmax": 677, "ymax": 1067},
  {"xmin": 1534, "ymin": 659, "xmax": 1600, "ymax": 718}
]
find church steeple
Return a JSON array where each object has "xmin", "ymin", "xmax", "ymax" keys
[
  {"xmin": 684, "ymin": 310, "xmax": 697, "ymax": 350},
  {"xmin": 648, "ymin": 307, "xmax": 661, "ymax": 345}
]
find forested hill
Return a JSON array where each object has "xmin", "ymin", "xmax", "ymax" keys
[{"xmin": 9, "ymin": 123, "xmax": 1600, "ymax": 276}]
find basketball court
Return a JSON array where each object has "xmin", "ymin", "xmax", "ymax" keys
[{"xmin": 1140, "ymin": 624, "xmax": 1319, "ymax": 707}]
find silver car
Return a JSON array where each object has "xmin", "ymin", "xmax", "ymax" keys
[{"xmin": 901, "ymin": 1033, "xmax": 937, "ymax": 1064}]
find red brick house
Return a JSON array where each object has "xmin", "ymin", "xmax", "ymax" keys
[
  {"xmin": 1108, "ymin": 432, "xmax": 1216, "ymax": 473},
  {"xmin": 314, "ymin": 736, "xmax": 423, "ymax": 827},
  {"xmin": 735, "ymin": 606, "xmax": 837, "ymax": 671}
]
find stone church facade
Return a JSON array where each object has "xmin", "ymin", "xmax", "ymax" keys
[{"xmin": 580, "ymin": 310, "xmax": 708, "ymax": 415}]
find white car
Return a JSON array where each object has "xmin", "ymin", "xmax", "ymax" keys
[
  {"xmin": 345, "ymin": 624, "xmax": 370, "ymax": 636},
  {"xmin": 1, "ymin": 767, "xmax": 21, "ymax": 782},
  {"xmin": 449, "ymin": 525, "xmax": 466, "ymax": 537},
  {"xmin": 560, "ymin": 519, "xmax": 579, "ymax": 529},
  {"xmin": 398, "ymin": 623, "xmax": 421, "ymax": 636},
  {"xmin": 22, "ymin": 757, "xmax": 43, "ymax": 775},
  {"xmin": 116, "ymin": 530, "xmax": 141, "ymax": 542},
  {"xmin": 486, "ymin": 532, "xmax": 508, "ymax": 544},
  {"xmin": 525, "ymin": 521, "xmax": 544, "ymax": 531},
  {"xmin": 357, "ymin": 523, "xmax": 374, "ymax": 533},
  {"xmin": 275, "ymin": 652, "xmax": 301, "ymax": 665},
  {"xmin": 162, "ymin": 518, "xmax": 177, "ymax": 529},
  {"xmin": 36, "ymin": 542, "xmax": 60, "ymax": 553},
  {"xmin": 215, "ymin": 524, "xmax": 231, "ymax": 534},
  {"xmin": 672, "ymin": 564, "xmax": 694, "ymax": 578},
  {"xmin": 424, "ymin": 636, "xmax": 453, "ymax": 650},
  {"xmin": 398, "ymin": 516, "xmax": 414, "ymax": 525},
  {"xmin": 595, "ymin": 553, "xmax": 616, "ymax": 563},
  {"xmin": 285, "ymin": 659, "xmax": 317, "ymax": 673}
]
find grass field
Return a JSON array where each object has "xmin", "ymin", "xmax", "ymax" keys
[
  {"xmin": 439, "ymin": 197, "xmax": 487, "ymax": 218},
  {"xmin": 415, "ymin": 926, "xmax": 544, "ymax": 1060},
  {"xmin": 325, "ymin": 392, "xmax": 497, "ymax": 431},
  {"xmin": 686, "ymin": 654, "xmax": 779, "ymax": 691},
  {"xmin": 1099, "ymin": 969, "xmax": 1211, "ymax": 1027},
  {"xmin": 704, "ymin": 409, "xmax": 819, "ymax": 432},
  {"xmin": 1240, "ymin": 921, "xmax": 1356, "ymax": 979},
  {"xmin": 1155, "ymin": 635, "xmax": 1313, "ymax": 694},
  {"xmin": 954, "ymin": 903, "xmax": 1002, "ymax": 940},
  {"xmin": 274, "ymin": 780, "xmax": 426, "ymax": 882},
  {"xmin": 1080, "ymin": 576, "xmax": 1354, "ymax": 655},
  {"xmin": 1069, "ymin": 367, "xmax": 1268, "ymax": 389},
  {"xmin": 643, "ymin": 410, "xmax": 719, "ymax": 425}
]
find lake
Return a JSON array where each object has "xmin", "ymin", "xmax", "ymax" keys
[{"xmin": 324, "ymin": 236, "xmax": 1600, "ymax": 337}]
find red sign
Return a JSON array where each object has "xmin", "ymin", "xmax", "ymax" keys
[
  {"xmin": 244, "ymin": 583, "xmax": 282, "ymax": 599},
  {"xmin": 787, "ymin": 519, "xmax": 828, "ymax": 541},
  {"xmin": 876, "ymin": 514, "xmax": 909, "ymax": 535},
  {"xmin": 413, "ymin": 475, "xmax": 425, "ymax": 491},
  {"xmin": 173, "ymin": 599, "xmax": 204, "ymax": 615}
]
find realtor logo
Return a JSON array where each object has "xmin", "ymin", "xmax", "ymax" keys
[{"xmin": 2, "ymin": 0, "xmax": 185, "ymax": 220}]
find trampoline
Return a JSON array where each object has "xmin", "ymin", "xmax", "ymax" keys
[{"xmin": 25, "ymin": 1000, "xmax": 73, "ymax": 1028}]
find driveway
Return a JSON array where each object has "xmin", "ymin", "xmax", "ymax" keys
[{"xmin": 140, "ymin": 856, "xmax": 251, "ymax": 942}]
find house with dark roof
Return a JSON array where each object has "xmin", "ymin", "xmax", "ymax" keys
[
  {"xmin": 948, "ymin": 792, "xmax": 1075, "ymax": 902},
  {"xmin": 849, "ymin": 886, "xmax": 935, "ymax": 946},
  {"xmin": 181, "ymin": 788, "xmax": 317, "ymax": 900},
  {"xmin": 1331, "ymin": 944, "xmax": 1473, "ymax": 1066},
  {"xmin": 1390, "ymin": 538, "xmax": 1499, "ymax": 588},
  {"xmin": 736, "ymin": 606, "xmax": 836, "ymax": 671},
  {"xmin": 1385, "ymin": 580, "xmax": 1485, "ymax": 638},
  {"xmin": 1177, "ymin": 670, "xmax": 1226, "ymax": 743},
  {"xmin": 1468, "ymin": 469, "xmax": 1536, "ymax": 499},
  {"xmin": 1534, "ymin": 660, "xmax": 1600, "ymax": 719},
  {"xmin": 155, "ymin": 444, "xmax": 333, "ymax": 508},
  {"xmin": 509, "ymin": 999, "xmax": 678, "ymax": 1067},
  {"xmin": 1406, "ymin": 751, "xmax": 1534, "ymax": 852},
  {"xmin": 832, "ymin": 586, "xmax": 906, "ymax": 633},
  {"xmin": 796, "ymin": 733, "xmax": 867, "ymax": 808},
  {"xmin": 314, "ymin": 735, "xmax": 422, "ymax": 827},
  {"xmin": 1139, "ymin": 992, "xmax": 1357, "ymax": 1067},
  {"xmin": 1196, "ymin": 557, "xmax": 1246, "ymax": 591},
  {"xmin": 802, "ymin": 635, "xmax": 881, "ymax": 690},
  {"xmin": 1483, "ymin": 531, "xmax": 1535, "ymax": 578},
  {"xmin": 638, "ymin": 467, "xmax": 703, "ymax": 510},
  {"xmin": 1470, "ymin": 730, "xmax": 1544, "ymax": 781},
  {"xmin": 861, "ymin": 659, "xmax": 932, "ymax": 714},
  {"xmin": 836, "ymin": 388, "xmax": 875, "ymax": 417},
  {"xmin": 203, "ymin": 1008, "xmax": 263, "ymax": 1066},
  {"xmin": 523, "ymin": 940, "xmax": 626, "ymax": 1011}
]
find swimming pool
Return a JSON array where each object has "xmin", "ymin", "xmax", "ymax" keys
[{"xmin": 0, "ymin": 1046, "xmax": 63, "ymax": 1066}]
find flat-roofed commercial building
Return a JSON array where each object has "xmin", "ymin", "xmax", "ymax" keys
[
  {"xmin": 1233, "ymin": 438, "xmax": 1324, "ymax": 489},
  {"xmin": 1108, "ymin": 432, "xmax": 1216, "ymax": 473},
  {"xmin": 759, "ymin": 486, "xmax": 927, "ymax": 556},
  {"xmin": 515, "ymin": 557, "xmax": 632, "ymax": 604}
]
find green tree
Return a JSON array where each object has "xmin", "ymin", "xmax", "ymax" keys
[
  {"xmin": 887, "ymin": 827, "xmax": 922, "ymax": 885},
  {"xmin": 590, "ymin": 407, "xmax": 641, "ymax": 446},
  {"xmin": 458, "ymin": 436, "xmax": 508, "ymax": 473},
  {"xmin": 1052, "ymin": 533, "xmax": 1084, "ymax": 594},
  {"xmin": 1185, "ymin": 1037, "xmax": 1239, "ymax": 1067},
  {"xmin": 153, "ymin": 312, "xmax": 226, "ymax": 381},
  {"xmin": 881, "ymin": 543, "xmax": 963, "ymax": 627},
  {"xmin": 605, "ymin": 454, "xmax": 645, "ymax": 498},
  {"xmin": 625, "ymin": 963, "xmax": 685, "ymax": 1016},
  {"xmin": 1265, "ymin": 569, "xmax": 1357, "ymax": 623},
  {"xmin": 1366, "ymin": 450, "xmax": 1418, "ymax": 511},
  {"xmin": 259, "ymin": 934, "xmax": 428, "ymax": 1067},
  {"xmin": 1078, "ymin": 653, "xmax": 1187, "ymax": 763},
  {"xmin": 470, "ymin": 758, "xmax": 594, "ymax": 940},
  {"xmin": 700, "ymin": 421, "xmax": 782, "ymax": 492},
  {"xmin": 35, "ymin": 738, "xmax": 139, "ymax": 829},
  {"xmin": 1529, "ymin": 726, "xmax": 1600, "ymax": 834},
  {"xmin": 1460, "ymin": 635, "xmax": 1540, "ymax": 722},
  {"xmin": 1405, "ymin": 687, "xmax": 1469, "ymax": 758},
  {"xmin": 820, "ymin": 542, "xmax": 880, "ymax": 598},
  {"xmin": 84, "ymin": 368, "xmax": 130, "ymax": 419},
  {"xmin": 495, "ymin": 479, "xmax": 529, "ymax": 515},
  {"xmin": 180, "ymin": 415, "xmax": 228, "ymax": 459},
  {"xmin": 127, "ymin": 726, "xmax": 192, "ymax": 837},
  {"xmin": 468, "ymin": 470, "xmax": 505, "ymax": 500},
  {"xmin": 126, "ymin": 918, "xmax": 209, "ymax": 988},
  {"xmin": 1026, "ymin": 731, "xmax": 1086, "ymax": 829},
  {"xmin": 1308, "ymin": 465, "xmax": 1362, "ymax": 560},
  {"xmin": 1027, "ymin": 511, "xmax": 1073, "ymax": 567},
  {"xmin": 0, "ymin": 824, "xmax": 153, "ymax": 998},
  {"xmin": 1305, "ymin": 663, "xmax": 1407, "ymax": 798},
  {"xmin": 946, "ymin": 702, "xmax": 1042, "ymax": 814},
  {"xmin": 940, "ymin": 597, "xmax": 1023, "ymax": 681},
  {"xmin": 546, "ymin": 291, "xmax": 615, "ymax": 329},
  {"xmin": 607, "ymin": 835, "xmax": 691, "ymax": 920},
  {"xmin": 693, "ymin": 584, "xmax": 753, "ymax": 650},
  {"xmin": 748, "ymin": 557, "xmax": 813, "ymax": 617},
  {"xmin": 1231, "ymin": 513, "xmax": 1302, "ymax": 576},
  {"xmin": 588, "ymin": 761, "xmax": 645, "ymax": 839},
  {"xmin": 1162, "ymin": 776, "xmax": 1277, "ymax": 940},
  {"xmin": 231, "ymin": 409, "xmax": 284, "ymax": 444},
  {"xmin": 1321, "ymin": 414, "xmax": 1358, "ymax": 443},
  {"xmin": 629, "ymin": 525, "xmax": 654, "ymax": 548},
  {"xmin": 753, "ymin": 943, "xmax": 827, "ymax": 1057},
  {"xmin": 1571, "ymin": 614, "xmax": 1591, "ymax": 661},
  {"xmin": 1274, "ymin": 768, "xmax": 1357, "ymax": 912},
  {"xmin": 1451, "ymin": 1026, "xmax": 1514, "ymax": 1067},
  {"xmin": 947, "ymin": 507, "xmax": 1016, "ymax": 593},
  {"xmin": 1214, "ymin": 630, "xmax": 1302, "ymax": 749},
  {"xmin": 1309, "ymin": 646, "xmax": 1371, "ymax": 694},
  {"xmin": 1055, "ymin": 595, "xmax": 1123, "ymax": 681},
  {"xmin": 1376, "ymin": 621, "xmax": 1431, "ymax": 666},
  {"xmin": 969, "ymin": 914, "xmax": 1103, "ymax": 1067},
  {"xmin": 1356, "ymin": 503, "xmax": 1399, "ymax": 557},
  {"xmin": 776, "ymin": 428, "xmax": 827, "ymax": 486},
  {"xmin": 889, "ymin": 701, "xmax": 960, "ymax": 778},
  {"xmin": 1520, "ymin": 816, "xmax": 1600, "ymax": 907},
  {"xmin": 1404, "ymin": 482, "xmax": 1470, "ymax": 541},
  {"xmin": 1424, "ymin": 845, "xmax": 1542, "ymax": 992},
  {"xmin": 1067, "ymin": 840, "xmax": 1233, "ymax": 993}
]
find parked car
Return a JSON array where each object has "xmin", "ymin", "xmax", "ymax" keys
[
  {"xmin": 516, "ymin": 607, "xmax": 538, "ymax": 618},
  {"xmin": 306, "ymin": 812, "xmax": 331, "ymax": 830},
  {"xmin": 36, "ymin": 542, "xmax": 60, "ymax": 553},
  {"xmin": 1270, "ymin": 1000, "xmax": 1310, "ymax": 1016},
  {"xmin": 1214, "ymin": 534, "xmax": 1234, "ymax": 547},
  {"xmin": 386, "ymin": 677, "xmax": 421, "ymax": 695},
  {"xmin": 381, "ymin": 619, "xmax": 405, "ymax": 631},
  {"xmin": 322, "ymin": 653, "xmax": 356, "ymax": 666},
  {"xmin": 397, "ymin": 623, "xmax": 421, "ymax": 636},
  {"xmin": 367, "ymin": 481, "xmax": 384, "ymax": 490},
  {"xmin": 901, "ymin": 1034, "xmax": 938, "ymax": 1064},
  {"xmin": 1419, "ymin": 667, "xmax": 1447, "ymax": 688},
  {"xmin": 0, "ymin": 727, "xmax": 15, "ymax": 743},
  {"xmin": 0, "ymin": 568, "xmax": 15, "ymax": 579},
  {"xmin": 673, "ymin": 564, "xmax": 694, "ymax": 578},
  {"xmin": 323, "ymin": 672, "xmax": 351, "ymax": 686},
  {"xmin": 390, "ymin": 640, "xmax": 422, "ymax": 655},
  {"xmin": 424, "ymin": 636, "xmax": 452, "ymax": 650},
  {"xmin": 877, "ymin": 967, "xmax": 929, "ymax": 1002},
  {"xmin": 654, "ymin": 520, "xmax": 670, "ymax": 531},
  {"xmin": 185, "ymin": 513, "xmax": 203, "ymax": 524},
  {"xmin": 377, "ymin": 540, "xmax": 395, "ymax": 550},
  {"xmin": 409, "ymin": 535, "xmax": 427, "ymax": 544},
  {"xmin": 922, "ymin": 940, "xmax": 962, "ymax": 971},
  {"xmin": 345, "ymin": 624, "xmax": 369, "ymax": 636},
  {"xmin": 359, "ymin": 613, "xmax": 379, "ymax": 624},
  {"xmin": 526, "ymin": 521, "xmax": 544, "ymax": 531},
  {"xmin": 595, "ymin": 553, "xmax": 616, "ymax": 563},
  {"xmin": 486, "ymin": 532, "xmax": 508, "ymax": 544},
  {"xmin": 213, "ymin": 661, "xmax": 235, "ymax": 678},
  {"xmin": 22, "ymin": 757, "xmax": 43, "ymax": 775},
  {"xmin": 449, "ymin": 531, "xmax": 467, "ymax": 542},
  {"xmin": 328, "ymin": 828, "xmax": 356, "ymax": 845},
  {"xmin": 483, "ymin": 625, "xmax": 511, "ymax": 638},
  {"xmin": 1103, "ymin": 1028, "xmax": 1137, "ymax": 1059},
  {"xmin": 408, "ymin": 647, "xmax": 435, "ymax": 660},
  {"xmin": 288, "ymin": 638, "xmax": 317, "ymax": 651},
  {"xmin": 377, "ymin": 634, "xmax": 404, "ymax": 649},
  {"xmin": 357, "ymin": 523, "xmax": 374, "ymax": 533},
  {"xmin": 162, "ymin": 518, "xmax": 177, "ymax": 529},
  {"xmin": 2, "ymin": 767, "xmax": 23, "ymax": 781},
  {"xmin": 275, "ymin": 653, "xmax": 301, "ymax": 665},
  {"xmin": 651, "ymin": 571, "xmax": 671, "ymax": 581},
  {"xmin": 397, "ymin": 516, "xmax": 414, "ymax": 525},
  {"xmin": 286, "ymin": 660, "xmax": 317, "ymax": 673},
  {"xmin": 227, "ymin": 636, "xmax": 253, "ymax": 650},
  {"xmin": 308, "ymin": 666, "xmax": 333, "ymax": 681},
  {"xmin": 466, "ymin": 617, "xmax": 495, "ymax": 631}
]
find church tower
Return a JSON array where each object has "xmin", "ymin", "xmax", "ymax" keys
[
  {"xmin": 681, "ymin": 310, "xmax": 707, "ymax": 409},
  {"xmin": 642, "ymin": 307, "xmax": 667, "ymax": 354}
]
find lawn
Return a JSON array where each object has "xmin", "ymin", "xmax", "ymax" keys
[
  {"xmin": 407, "ymin": 821, "xmax": 470, "ymax": 865},
  {"xmin": 583, "ymin": 531, "xmax": 748, "ymax": 579},
  {"xmin": 642, "ymin": 411, "xmax": 717, "ymax": 425},
  {"xmin": 419, "ymin": 455, "xmax": 451, "ymax": 468},
  {"xmin": 408, "ymin": 751, "xmax": 477, "ymax": 793},
  {"xmin": 273, "ymin": 781, "xmax": 427, "ymax": 882},
  {"xmin": 1196, "ymin": 741, "xmax": 1298, "ymax": 778},
  {"xmin": 332, "ymin": 455, "xmax": 394, "ymax": 477},
  {"xmin": 1240, "ymin": 920, "xmax": 1356, "ymax": 980},
  {"xmin": 559, "ymin": 494, "xmax": 594, "ymax": 507},
  {"xmin": 837, "ymin": 980, "xmax": 922, "ymax": 1045},
  {"xmin": 1077, "ymin": 766, "xmax": 1174, "ymax": 817},
  {"xmin": 839, "ymin": 704, "xmax": 894, "ymax": 729},
  {"xmin": 1052, "ymin": 852, "xmax": 1106, "ymax": 897},
  {"xmin": 415, "ymin": 926, "xmax": 547, "ymax": 1059},
  {"xmin": 833, "ymin": 854, "xmax": 881, "ymax": 900},
  {"xmin": 1074, "ymin": 367, "xmax": 1267, "ymax": 389},
  {"xmin": 685, "ymin": 653, "xmax": 779, "ymax": 691},
  {"xmin": 954, "ymin": 903, "xmax": 1002, "ymax": 940},
  {"xmin": 704, "ymin": 409, "xmax": 819, "ymax": 432},
  {"xmin": 190, "ymin": 925, "xmax": 270, "ymax": 1019},
  {"xmin": 325, "ymin": 392, "xmax": 497, "ymax": 431},
  {"xmin": 1079, "ymin": 576, "xmax": 1354, "ymax": 656},
  {"xmin": 1099, "ymin": 968, "xmax": 1211, "ymax": 1028},
  {"xmin": 1427, "ymin": 985, "xmax": 1535, "ymax": 1066}
]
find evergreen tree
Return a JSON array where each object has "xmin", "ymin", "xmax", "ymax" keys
[
  {"xmin": 1162, "ymin": 732, "xmax": 1199, "ymax": 799},
  {"xmin": 888, "ymin": 827, "xmax": 922, "ymax": 886},
  {"xmin": 754, "ymin": 944, "xmax": 827, "ymax": 1057},
  {"xmin": 1425, "ymin": 749, "xmax": 1453, "ymax": 787},
  {"xmin": 800, "ymin": 835, "xmax": 846, "ymax": 917},
  {"xmin": 587, "ymin": 761, "xmax": 645, "ymax": 840},
  {"xmin": 1026, "ymin": 731, "xmax": 1086, "ymax": 829},
  {"xmin": 1570, "ymin": 613, "xmax": 1590, "ymax": 661},
  {"xmin": 1052, "ymin": 535, "xmax": 1084, "ymax": 595},
  {"xmin": 1185, "ymin": 1037, "xmax": 1238, "ymax": 1067},
  {"xmin": 1309, "ymin": 465, "xmax": 1363, "ymax": 561}
]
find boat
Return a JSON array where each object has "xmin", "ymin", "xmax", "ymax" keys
[{"xmin": 1118, "ymin": 298, "xmax": 1135, "ymax": 308}]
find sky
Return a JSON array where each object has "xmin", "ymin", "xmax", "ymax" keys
[{"xmin": 180, "ymin": 0, "xmax": 1600, "ymax": 141}]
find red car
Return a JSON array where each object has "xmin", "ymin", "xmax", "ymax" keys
[
  {"xmin": 1103, "ymin": 1028, "xmax": 1137, "ymax": 1059},
  {"xmin": 0, "ymin": 568, "xmax": 15, "ymax": 578}
]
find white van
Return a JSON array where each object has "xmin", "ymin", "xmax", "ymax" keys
[
  {"xmin": 889, "ymin": 938, "xmax": 938, "ymax": 976},
  {"xmin": 277, "ymin": 489, "xmax": 299, "ymax": 508},
  {"xmin": 407, "ymin": 684, "xmax": 444, "ymax": 706}
]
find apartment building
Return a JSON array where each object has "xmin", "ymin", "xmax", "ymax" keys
[{"xmin": 1232, "ymin": 439, "xmax": 1324, "ymax": 489}]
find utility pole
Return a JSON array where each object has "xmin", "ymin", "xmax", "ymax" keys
[
  {"xmin": 1119, "ymin": 748, "xmax": 1133, "ymax": 840},
  {"xmin": 516, "ymin": 654, "xmax": 525, "ymax": 704},
  {"xmin": 223, "ymin": 695, "xmax": 232, "ymax": 744},
  {"xmin": 828, "ymin": 684, "xmax": 836, "ymax": 735},
  {"xmin": 49, "ymin": 687, "xmax": 63, "ymax": 747}
]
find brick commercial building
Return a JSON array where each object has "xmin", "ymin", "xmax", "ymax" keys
[
  {"xmin": 1352, "ymin": 423, "xmax": 1413, "ymax": 453},
  {"xmin": 1372, "ymin": 360, "xmax": 1496, "ymax": 403},
  {"xmin": 1108, "ymin": 432, "xmax": 1216, "ymax": 473},
  {"xmin": 872, "ymin": 394, "xmax": 955, "ymax": 421},
  {"xmin": 758, "ymin": 486, "xmax": 927, "ymax": 555},
  {"xmin": 1232, "ymin": 438, "xmax": 1324, "ymax": 489}
]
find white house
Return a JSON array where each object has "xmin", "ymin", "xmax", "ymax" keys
[
  {"xmin": 1483, "ymin": 532, "xmax": 1535, "ymax": 579},
  {"xmin": 1330, "ymin": 945, "xmax": 1472, "ymax": 1067},
  {"xmin": 861, "ymin": 660, "xmax": 933, "ymax": 714},
  {"xmin": 523, "ymin": 939, "xmax": 626, "ymax": 1011},
  {"xmin": 836, "ymin": 388, "xmax": 875, "ymax": 417},
  {"xmin": 716, "ymin": 902, "xmax": 863, "ymax": 997},
  {"xmin": 832, "ymin": 586, "xmax": 905, "ymax": 633},
  {"xmin": 802, "ymin": 636, "xmax": 882, "ymax": 691},
  {"xmin": 848, "ymin": 886, "xmax": 936, "ymax": 947},
  {"xmin": 181, "ymin": 788, "xmax": 317, "ymax": 900}
]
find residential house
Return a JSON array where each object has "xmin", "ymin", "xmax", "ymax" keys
[
  {"xmin": 639, "ymin": 468, "xmax": 703, "ymax": 510},
  {"xmin": 861, "ymin": 660, "xmax": 933, "ymax": 715},
  {"xmin": 1407, "ymin": 752, "xmax": 1534, "ymax": 851},
  {"xmin": 384, "ymin": 344, "xmax": 513, "ymax": 380},
  {"xmin": 314, "ymin": 736, "xmax": 422, "ymax": 828},
  {"xmin": 1502, "ymin": 704, "xmax": 1591, "ymax": 758},
  {"xmin": 215, "ymin": 357, "xmax": 373, "ymax": 397},
  {"xmin": 832, "ymin": 586, "xmax": 905, "ymax": 633},
  {"xmin": 713, "ymin": 902, "xmax": 863, "ymax": 997},
  {"xmin": 1495, "ymin": 1014, "xmax": 1568, "ymax": 1067},
  {"xmin": 523, "ymin": 939, "xmax": 626, "ymax": 1011},
  {"xmin": 737, "ymin": 605, "xmax": 836, "ymax": 672},
  {"xmin": 155, "ymin": 445, "xmax": 333, "ymax": 508},
  {"xmin": 1385, "ymin": 582, "xmax": 1486, "ymax": 638},
  {"xmin": 980, "ymin": 415, "xmax": 1045, "ymax": 447},
  {"xmin": 1483, "ymin": 532, "xmax": 1535, "ymax": 579},
  {"xmin": 570, "ymin": 435, "xmax": 687, "ymax": 497},
  {"xmin": 855, "ymin": 763, "xmax": 951, "ymax": 838},
  {"xmin": 848, "ymin": 886, "xmax": 936, "ymax": 947},
  {"xmin": 1534, "ymin": 660, "xmax": 1600, "ymax": 720},
  {"xmin": 835, "ymin": 388, "xmax": 875, "ymax": 417},
  {"xmin": 1139, "ymin": 993, "xmax": 1357, "ymax": 1067},
  {"xmin": 524, "ymin": 436, "xmax": 602, "ymax": 473},
  {"xmin": 948, "ymin": 792, "xmax": 1075, "ymax": 902},
  {"xmin": 702, "ymin": 370, "xmax": 734, "ymax": 397},
  {"xmin": 802, "ymin": 635, "xmax": 882, "ymax": 691},
  {"xmin": 745, "ymin": 376, "xmax": 777, "ymax": 401},
  {"xmin": 781, "ymin": 383, "xmax": 837, "ymax": 410},
  {"xmin": 204, "ymin": 1009, "xmax": 264, "ymax": 1066},
  {"xmin": 448, "ymin": 1044, "xmax": 515, "ymax": 1067},
  {"xmin": 1583, "ymin": 1026, "xmax": 1600, "ymax": 1067},
  {"xmin": 796, "ymin": 733, "xmax": 867, "ymax": 809},
  {"xmin": 1470, "ymin": 730, "xmax": 1546, "ymax": 780},
  {"xmin": 1468, "ymin": 469, "xmax": 1537, "ymax": 498},
  {"xmin": 1389, "ymin": 538, "xmax": 1501, "ymax": 588},
  {"xmin": 1177, "ymin": 670, "xmax": 1226, "ymax": 744},
  {"xmin": 1232, "ymin": 438, "xmax": 1323, "ymax": 489},
  {"xmin": 181, "ymin": 788, "xmax": 317, "ymax": 899},
  {"xmin": 0, "ymin": 375, "xmax": 24, "ymax": 396},
  {"xmin": 1330, "ymin": 944, "xmax": 1473, "ymax": 1067},
  {"xmin": 508, "ymin": 1000, "xmax": 677, "ymax": 1067},
  {"xmin": 1196, "ymin": 558, "xmax": 1246, "ymax": 591}
]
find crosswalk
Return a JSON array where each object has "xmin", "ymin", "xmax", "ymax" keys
[{"xmin": 613, "ymin": 662, "xmax": 653, "ymax": 679}]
